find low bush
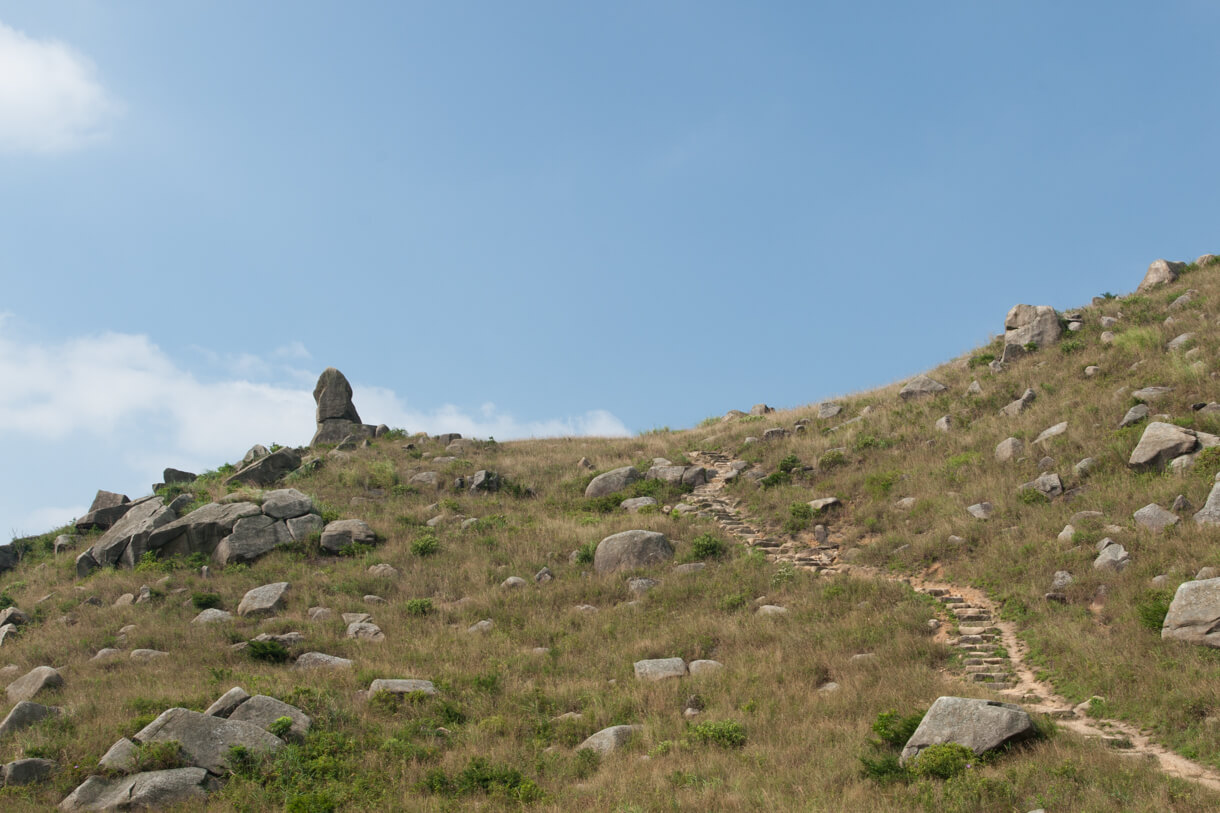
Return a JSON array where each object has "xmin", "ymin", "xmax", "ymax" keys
[
  {"xmin": 247, "ymin": 640, "xmax": 290, "ymax": 664},
  {"xmin": 688, "ymin": 719, "xmax": 746, "ymax": 748},
  {"xmin": 908, "ymin": 742, "xmax": 975, "ymax": 780},
  {"xmin": 410, "ymin": 533, "xmax": 440, "ymax": 557},
  {"xmin": 191, "ymin": 592, "xmax": 222, "ymax": 610},
  {"xmin": 406, "ymin": 598, "xmax": 433, "ymax": 616}
]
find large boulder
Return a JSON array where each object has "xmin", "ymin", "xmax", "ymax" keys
[
  {"xmin": 228, "ymin": 695, "xmax": 311, "ymax": 742},
  {"xmin": 133, "ymin": 708, "xmax": 283, "ymax": 775},
  {"xmin": 898, "ymin": 375, "xmax": 947, "ymax": 401},
  {"xmin": 213, "ymin": 515, "xmax": 291, "ymax": 566},
  {"xmin": 86, "ymin": 496, "xmax": 175, "ymax": 569},
  {"xmin": 1163, "ymin": 578, "xmax": 1220, "ymax": 647},
  {"xmin": 319, "ymin": 519, "xmax": 375, "ymax": 553},
  {"xmin": 899, "ymin": 696, "xmax": 1036, "ymax": 764},
  {"xmin": 237, "ymin": 582, "xmax": 289, "ymax": 618},
  {"xmin": 224, "ymin": 448, "xmax": 303, "ymax": 488},
  {"xmin": 6, "ymin": 666, "xmax": 64, "ymax": 703},
  {"xmin": 144, "ymin": 502, "xmax": 261, "ymax": 562},
  {"xmin": 1129, "ymin": 422, "xmax": 1199, "ymax": 471},
  {"xmin": 311, "ymin": 368, "xmax": 378, "ymax": 446},
  {"xmin": 593, "ymin": 530, "xmax": 674, "ymax": 574},
  {"xmin": 585, "ymin": 467, "xmax": 642, "ymax": 499},
  {"xmin": 1004, "ymin": 304, "xmax": 1061, "ymax": 350},
  {"xmin": 0, "ymin": 701, "xmax": 60, "ymax": 738},
  {"xmin": 260, "ymin": 488, "xmax": 315, "ymax": 519},
  {"xmin": 59, "ymin": 768, "xmax": 218, "ymax": 811},
  {"xmin": 577, "ymin": 725, "xmax": 639, "ymax": 755},
  {"xmin": 1137, "ymin": 258, "xmax": 1186, "ymax": 292},
  {"xmin": 74, "ymin": 490, "xmax": 132, "ymax": 531}
]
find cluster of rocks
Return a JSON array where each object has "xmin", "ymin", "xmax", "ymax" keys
[
  {"xmin": 1128, "ymin": 421, "xmax": 1220, "ymax": 472},
  {"xmin": 633, "ymin": 657, "xmax": 723, "ymax": 681},
  {"xmin": 73, "ymin": 488, "xmax": 373, "ymax": 576},
  {"xmin": 60, "ymin": 686, "xmax": 311, "ymax": 810}
]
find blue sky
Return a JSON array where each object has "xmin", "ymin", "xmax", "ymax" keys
[{"xmin": 2, "ymin": 1, "xmax": 1218, "ymax": 538}]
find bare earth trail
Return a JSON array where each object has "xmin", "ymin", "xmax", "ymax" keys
[{"xmin": 685, "ymin": 450, "xmax": 1220, "ymax": 791}]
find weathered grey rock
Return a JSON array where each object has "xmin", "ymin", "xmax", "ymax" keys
[
  {"xmin": 1193, "ymin": 481, "xmax": 1220, "ymax": 526},
  {"xmin": 1129, "ymin": 422, "xmax": 1199, "ymax": 471},
  {"xmin": 1120, "ymin": 404, "xmax": 1150, "ymax": 428},
  {"xmin": 967, "ymin": 502, "xmax": 993, "ymax": 520},
  {"xmin": 894, "ymin": 497, "xmax": 917, "ymax": 510},
  {"xmin": 1137, "ymin": 258, "xmax": 1186, "ymax": 292},
  {"xmin": 307, "ymin": 606, "xmax": 333, "ymax": 621},
  {"xmin": 1073, "ymin": 458, "xmax": 1098, "ymax": 478},
  {"xmin": 1004, "ymin": 304, "xmax": 1061, "ymax": 349},
  {"xmin": 900, "ymin": 697, "xmax": 1036, "ymax": 764},
  {"xmin": 59, "ymin": 768, "xmax": 219, "ymax": 811},
  {"xmin": 225, "ymin": 448, "xmax": 303, "ymax": 488},
  {"xmin": 311, "ymin": 367, "xmax": 363, "ymax": 444},
  {"xmin": 368, "ymin": 563, "xmax": 398, "ymax": 579},
  {"xmin": 286, "ymin": 513, "xmax": 324, "ymax": 542},
  {"xmin": 191, "ymin": 608, "xmax": 233, "ymax": 625},
  {"xmin": 228, "ymin": 695, "xmax": 311, "ymax": 742},
  {"xmin": 756, "ymin": 604, "xmax": 788, "ymax": 616},
  {"xmin": 1000, "ymin": 388, "xmax": 1037, "ymax": 417},
  {"xmin": 646, "ymin": 465, "xmax": 687, "ymax": 484},
  {"xmin": 1133, "ymin": 504, "xmax": 1179, "ymax": 533},
  {"xmin": 134, "ymin": 708, "xmax": 283, "ymax": 775},
  {"xmin": 1162, "ymin": 578, "xmax": 1220, "ymax": 647},
  {"xmin": 628, "ymin": 577, "xmax": 660, "ymax": 595},
  {"xmin": 90, "ymin": 648, "xmax": 121, "ymax": 662},
  {"xmin": 6, "ymin": 666, "xmax": 63, "ymax": 703},
  {"xmin": 763, "ymin": 427, "xmax": 789, "ymax": 442},
  {"xmin": 214, "ymin": 515, "xmax": 290, "ymax": 566},
  {"xmin": 594, "ymin": 530, "xmax": 674, "ymax": 574},
  {"xmin": 621, "ymin": 497, "xmax": 657, "ymax": 512},
  {"xmin": 577, "ymin": 457, "xmax": 595, "ymax": 470},
  {"xmin": 319, "ymin": 519, "xmax": 375, "ymax": 553},
  {"xmin": 1093, "ymin": 540, "xmax": 1130, "ymax": 572},
  {"xmin": 409, "ymin": 471, "xmax": 441, "ymax": 490},
  {"xmin": 1173, "ymin": 494, "xmax": 1193, "ymax": 513},
  {"xmin": 534, "ymin": 567, "xmax": 553, "ymax": 583},
  {"xmin": 241, "ymin": 444, "xmax": 269, "ymax": 467},
  {"xmin": 1099, "ymin": 315, "xmax": 1118, "ymax": 328},
  {"xmin": 681, "ymin": 466, "xmax": 708, "ymax": 487},
  {"xmin": 1168, "ymin": 332, "xmax": 1195, "ymax": 351},
  {"xmin": 1197, "ymin": 568, "xmax": 1219, "ymax": 581},
  {"xmin": 1050, "ymin": 571, "xmax": 1073, "ymax": 591},
  {"xmin": 369, "ymin": 678, "xmax": 437, "ymax": 697},
  {"xmin": 469, "ymin": 470, "xmax": 501, "ymax": 494},
  {"xmin": 75, "ymin": 490, "xmax": 133, "ymax": 532},
  {"xmin": 995, "ymin": 438, "xmax": 1024, "ymax": 463},
  {"xmin": 346, "ymin": 621, "xmax": 385, "ymax": 641},
  {"xmin": 577, "ymin": 725, "xmax": 639, "ymax": 755},
  {"xmin": 0, "ymin": 607, "xmax": 29, "ymax": 627},
  {"xmin": 818, "ymin": 402, "xmax": 843, "ymax": 419},
  {"xmin": 934, "ymin": 415, "xmax": 951, "ymax": 432},
  {"xmin": 0, "ymin": 700, "xmax": 60, "ymax": 738},
  {"xmin": 898, "ymin": 375, "xmax": 947, "ymax": 400},
  {"xmin": 145, "ymin": 501, "xmax": 261, "ymax": 564},
  {"xmin": 98, "ymin": 737, "xmax": 137, "ymax": 772},
  {"xmin": 204, "ymin": 687, "xmax": 250, "ymax": 718},
  {"xmin": 1034, "ymin": 422, "xmax": 1068, "ymax": 444},
  {"xmin": 688, "ymin": 660, "xmax": 724, "ymax": 677},
  {"xmin": 53, "ymin": 534, "xmax": 78, "ymax": 555},
  {"xmin": 585, "ymin": 467, "xmax": 642, "ymax": 499},
  {"xmin": 1133, "ymin": 386, "xmax": 1173, "ymax": 403},
  {"xmin": 446, "ymin": 438, "xmax": 479, "ymax": 455},
  {"xmin": 1037, "ymin": 456, "xmax": 1056, "ymax": 470},
  {"xmin": 633, "ymin": 658, "xmax": 687, "ymax": 681},
  {"xmin": 130, "ymin": 649, "xmax": 168, "ymax": 662},
  {"xmin": 673, "ymin": 562, "xmax": 705, "ymax": 575},
  {"xmin": 808, "ymin": 497, "xmax": 841, "ymax": 512},
  {"xmin": 260, "ymin": 489, "xmax": 315, "ymax": 520},
  {"xmin": 293, "ymin": 652, "xmax": 352, "ymax": 670},
  {"xmin": 966, "ymin": 380, "xmax": 982, "ymax": 396},
  {"xmin": 749, "ymin": 404, "xmax": 774, "ymax": 416},
  {"xmin": 3, "ymin": 756, "xmax": 55, "ymax": 785},
  {"xmin": 467, "ymin": 619, "xmax": 493, "ymax": 634},
  {"xmin": 1084, "ymin": 365, "xmax": 1100, "ymax": 377},
  {"xmin": 500, "ymin": 576, "xmax": 527, "ymax": 591},
  {"xmin": 236, "ymin": 582, "xmax": 289, "ymax": 618},
  {"xmin": 87, "ymin": 496, "xmax": 176, "ymax": 570},
  {"xmin": 1020, "ymin": 473, "xmax": 1062, "ymax": 498}
]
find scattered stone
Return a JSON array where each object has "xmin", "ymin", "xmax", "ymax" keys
[
  {"xmin": 363, "ymin": 594, "xmax": 387, "ymax": 605},
  {"xmin": 1050, "ymin": 571, "xmax": 1074, "ymax": 591},
  {"xmin": 130, "ymin": 649, "xmax": 169, "ymax": 662},
  {"xmin": 808, "ymin": 497, "xmax": 841, "ymax": 512},
  {"xmin": 1133, "ymin": 504, "xmax": 1180, "ymax": 533},
  {"xmin": 6, "ymin": 666, "xmax": 63, "ymax": 703},
  {"xmin": 191, "ymin": 608, "xmax": 233, "ymax": 624},
  {"xmin": 469, "ymin": 470, "xmax": 501, "ymax": 494},
  {"xmin": 90, "ymin": 648, "xmax": 121, "ymax": 662},
  {"xmin": 98, "ymin": 737, "xmax": 138, "ymax": 771},
  {"xmin": 1162, "ymin": 578, "xmax": 1220, "ymax": 647},
  {"xmin": 621, "ymin": 497, "xmax": 658, "ymax": 512},
  {"xmin": 577, "ymin": 725, "xmax": 639, "ymax": 755},
  {"xmin": 899, "ymin": 696, "xmax": 1036, "ymax": 764},
  {"xmin": 236, "ymin": 582, "xmax": 289, "ymax": 618},
  {"xmin": 1136, "ymin": 258, "xmax": 1186, "ymax": 292},
  {"xmin": 1033, "ymin": 421, "xmax": 1068, "ymax": 444},
  {"xmin": 967, "ymin": 502, "xmax": 993, "ymax": 520},
  {"xmin": 894, "ymin": 497, "xmax": 917, "ymax": 510},
  {"xmin": 0, "ymin": 700, "xmax": 60, "ymax": 738},
  {"xmin": 966, "ymin": 380, "xmax": 982, "ymax": 396},
  {"xmin": 1101, "ymin": 331, "xmax": 1115, "ymax": 344},
  {"xmin": 319, "ymin": 519, "xmax": 375, "ymax": 554},
  {"xmin": 1093, "ymin": 540, "xmax": 1131, "ymax": 572},
  {"xmin": 818, "ymin": 402, "xmax": 843, "ymax": 419},
  {"xmin": 756, "ymin": 605, "xmax": 788, "ymax": 616},
  {"xmin": 500, "ymin": 576, "xmax": 528, "ymax": 590},
  {"xmin": 311, "ymin": 367, "xmax": 376, "ymax": 446},
  {"xmin": 467, "ymin": 619, "xmax": 494, "ymax": 634},
  {"xmin": 634, "ymin": 658, "xmax": 687, "ymax": 681},
  {"xmin": 995, "ymin": 438, "xmax": 1024, "ymax": 463},
  {"xmin": 1004, "ymin": 304, "xmax": 1061, "ymax": 350},
  {"xmin": 763, "ymin": 428, "xmax": 789, "ymax": 442},
  {"xmin": 54, "ymin": 534, "xmax": 78, "ymax": 554},
  {"xmin": 627, "ymin": 578, "xmax": 660, "ymax": 596},
  {"xmin": 1000, "ymin": 388, "xmax": 1037, "ymax": 417},
  {"xmin": 1129, "ymin": 422, "xmax": 1199, "ymax": 471},
  {"xmin": 346, "ymin": 621, "xmax": 385, "ymax": 641},
  {"xmin": 307, "ymin": 606, "xmax": 333, "ymax": 621},
  {"xmin": 934, "ymin": 415, "xmax": 951, "ymax": 432},
  {"xmin": 594, "ymin": 530, "xmax": 674, "ymax": 574},
  {"xmin": 293, "ymin": 652, "xmax": 353, "ymax": 670},
  {"xmin": 899, "ymin": 375, "xmax": 947, "ymax": 400},
  {"xmin": 585, "ymin": 467, "xmax": 643, "ymax": 499},
  {"xmin": 1168, "ymin": 333, "xmax": 1195, "ymax": 351},
  {"xmin": 369, "ymin": 679, "xmax": 437, "ymax": 697},
  {"xmin": 1020, "ymin": 473, "xmax": 1063, "ymax": 498},
  {"xmin": 534, "ymin": 567, "xmax": 553, "ymax": 584},
  {"xmin": 1197, "ymin": 567, "xmax": 1220, "ymax": 581},
  {"xmin": 578, "ymin": 457, "xmax": 595, "ymax": 470},
  {"xmin": 1172, "ymin": 494, "xmax": 1193, "ymax": 513},
  {"xmin": 749, "ymin": 404, "xmax": 774, "ymax": 416},
  {"xmin": 1133, "ymin": 386, "xmax": 1173, "ymax": 403},
  {"xmin": 1084, "ymin": 365, "xmax": 1100, "ymax": 377},
  {"xmin": 59, "ymin": 768, "xmax": 218, "ymax": 811}
]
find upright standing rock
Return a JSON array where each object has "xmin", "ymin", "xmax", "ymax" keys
[
  {"xmin": 311, "ymin": 368, "xmax": 376, "ymax": 446},
  {"xmin": 1004, "ymin": 304, "xmax": 1061, "ymax": 350}
]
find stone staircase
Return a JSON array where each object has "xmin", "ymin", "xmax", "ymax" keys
[{"xmin": 921, "ymin": 587, "xmax": 1015, "ymax": 691}]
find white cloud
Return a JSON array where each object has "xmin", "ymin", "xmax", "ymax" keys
[
  {"xmin": 0, "ymin": 322, "xmax": 630, "ymax": 538},
  {"xmin": 0, "ymin": 19, "xmax": 120, "ymax": 153}
]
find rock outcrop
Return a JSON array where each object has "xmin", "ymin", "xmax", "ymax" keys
[
  {"xmin": 900, "ymin": 696, "xmax": 1035, "ymax": 764},
  {"xmin": 1004, "ymin": 304, "xmax": 1061, "ymax": 350},
  {"xmin": 311, "ymin": 367, "xmax": 377, "ymax": 446},
  {"xmin": 1137, "ymin": 258, "xmax": 1187, "ymax": 292},
  {"xmin": 594, "ymin": 530, "xmax": 673, "ymax": 573},
  {"xmin": 1163, "ymin": 578, "xmax": 1220, "ymax": 647}
]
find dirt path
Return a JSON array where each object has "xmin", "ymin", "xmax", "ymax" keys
[{"xmin": 685, "ymin": 450, "xmax": 1220, "ymax": 791}]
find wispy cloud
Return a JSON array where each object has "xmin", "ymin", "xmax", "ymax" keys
[
  {"xmin": 0, "ymin": 19, "xmax": 121, "ymax": 153},
  {"xmin": 0, "ymin": 321, "xmax": 629, "ymax": 538}
]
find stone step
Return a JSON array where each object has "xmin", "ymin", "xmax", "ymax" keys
[
  {"xmin": 940, "ymin": 596, "xmax": 965, "ymax": 604},
  {"xmin": 924, "ymin": 588, "xmax": 949, "ymax": 597},
  {"xmin": 970, "ymin": 673, "xmax": 1012, "ymax": 682}
]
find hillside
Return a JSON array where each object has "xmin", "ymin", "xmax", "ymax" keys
[{"xmin": 2, "ymin": 253, "xmax": 1220, "ymax": 811}]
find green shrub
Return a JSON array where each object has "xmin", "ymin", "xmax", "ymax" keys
[
  {"xmin": 688, "ymin": 719, "xmax": 746, "ymax": 748},
  {"xmin": 818, "ymin": 450, "xmax": 848, "ymax": 470},
  {"xmin": 783, "ymin": 502, "xmax": 814, "ymax": 536},
  {"xmin": 853, "ymin": 434, "xmax": 896, "ymax": 451},
  {"xmin": 967, "ymin": 353, "xmax": 995, "ymax": 368},
  {"xmin": 688, "ymin": 533, "xmax": 727, "ymax": 560},
  {"xmin": 1136, "ymin": 590, "xmax": 1173, "ymax": 631},
  {"xmin": 859, "ymin": 752, "xmax": 908, "ymax": 783},
  {"xmin": 777, "ymin": 454, "xmax": 801, "ymax": 473},
  {"xmin": 872, "ymin": 709, "xmax": 924, "ymax": 748},
  {"xmin": 268, "ymin": 716, "xmax": 294, "ymax": 738},
  {"xmin": 286, "ymin": 791, "xmax": 337, "ymax": 813},
  {"xmin": 719, "ymin": 592, "xmax": 748, "ymax": 612},
  {"xmin": 1197, "ymin": 447, "xmax": 1220, "ymax": 485},
  {"xmin": 406, "ymin": 598, "xmax": 433, "ymax": 616},
  {"xmin": 247, "ymin": 640, "xmax": 290, "ymax": 664},
  {"xmin": 908, "ymin": 742, "xmax": 975, "ymax": 779},
  {"xmin": 191, "ymin": 592, "xmax": 222, "ymax": 610},
  {"xmin": 1018, "ymin": 488, "xmax": 1048, "ymax": 505},
  {"xmin": 760, "ymin": 471, "xmax": 791, "ymax": 489},
  {"xmin": 1059, "ymin": 337, "xmax": 1085, "ymax": 354},
  {"xmin": 419, "ymin": 757, "xmax": 544, "ymax": 802},
  {"xmin": 864, "ymin": 470, "xmax": 901, "ymax": 500},
  {"xmin": 411, "ymin": 534, "xmax": 440, "ymax": 557},
  {"xmin": 134, "ymin": 740, "xmax": 186, "ymax": 772},
  {"xmin": 574, "ymin": 541, "xmax": 596, "ymax": 565}
]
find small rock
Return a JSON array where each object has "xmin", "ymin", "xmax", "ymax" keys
[
  {"xmin": 1133, "ymin": 503, "xmax": 1180, "ymax": 533},
  {"xmin": 501, "ymin": 576, "xmax": 528, "ymax": 590},
  {"xmin": 627, "ymin": 577, "xmax": 660, "ymax": 595},
  {"xmin": 995, "ymin": 438, "xmax": 1024, "ymax": 463},
  {"xmin": 130, "ymin": 649, "xmax": 169, "ymax": 662},
  {"xmin": 967, "ymin": 502, "xmax": 993, "ymax": 520},
  {"xmin": 293, "ymin": 652, "xmax": 353, "ymax": 670},
  {"xmin": 756, "ymin": 604, "xmax": 788, "ymax": 616},
  {"xmin": 577, "ymin": 725, "xmax": 639, "ymax": 755},
  {"xmin": 534, "ymin": 567, "xmax": 553, "ymax": 584},
  {"xmin": 633, "ymin": 658, "xmax": 687, "ymax": 681},
  {"xmin": 237, "ymin": 582, "xmax": 289, "ymax": 618},
  {"xmin": 468, "ymin": 619, "xmax": 494, "ymax": 634},
  {"xmin": 368, "ymin": 563, "xmax": 399, "ymax": 579}
]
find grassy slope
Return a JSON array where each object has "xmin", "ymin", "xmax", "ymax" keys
[{"xmin": 1, "ymin": 261, "xmax": 1219, "ymax": 810}]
